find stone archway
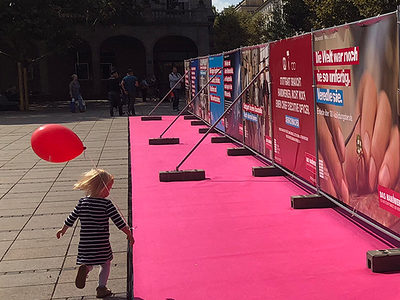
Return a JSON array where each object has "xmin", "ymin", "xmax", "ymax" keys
[
  {"xmin": 153, "ymin": 35, "xmax": 198, "ymax": 95},
  {"xmin": 46, "ymin": 40, "xmax": 92, "ymax": 99},
  {"xmin": 100, "ymin": 36, "xmax": 146, "ymax": 80}
]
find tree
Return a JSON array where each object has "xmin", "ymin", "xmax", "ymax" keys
[
  {"xmin": 213, "ymin": 6, "xmax": 250, "ymax": 53},
  {"xmin": 351, "ymin": 0, "xmax": 399, "ymax": 18},
  {"xmin": 0, "ymin": 0, "xmax": 136, "ymax": 110},
  {"xmin": 265, "ymin": 0, "xmax": 291, "ymax": 41},
  {"xmin": 246, "ymin": 12, "xmax": 269, "ymax": 45},
  {"xmin": 283, "ymin": 0, "xmax": 314, "ymax": 34},
  {"xmin": 213, "ymin": 6, "xmax": 270, "ymax": 53},
  {"xmin": 304, "ymin": 0, "xmax": 361, "ymax": 28}
]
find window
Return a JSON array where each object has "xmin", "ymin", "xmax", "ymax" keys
[
  {"xmin": 75, "ymin": 63, "xmax": 90, "ymax": 80},
  {"xmin": 100, "ymin": 63, "xmax": 113, "ymax": 80}
]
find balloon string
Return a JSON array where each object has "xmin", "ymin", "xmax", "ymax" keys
[{"xmin": 83, "ymin": 150, "xmax": 134, "ymax": 231}]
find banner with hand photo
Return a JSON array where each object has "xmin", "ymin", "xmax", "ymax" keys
[{"xmin": 314, "ymin": 13, "xmax": 400, "ymax": 233}]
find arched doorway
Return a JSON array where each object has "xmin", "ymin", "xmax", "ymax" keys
[
  {"xmin": 47, "ymin": 40, "xmax": 92, "ymax": 99},
  {"xmin": 153, "ymin": 36, "xmax": 198, "ymax": 95},
  {"xmin": 100, "ymin": 36, "xmax": 146, "ymax": 80}
]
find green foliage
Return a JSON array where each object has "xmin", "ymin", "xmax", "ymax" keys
[
  {"xmin": 213, "ymin": 6, "xmax": 268, "ymax": 53},
  {"xmin": 283, "ymin": 0, "xmax": 313, "ymax": 34},
  {"xmin": 268, "ymin": 0, "xmax": 399, "ymax": 39},
  {"xmin": 0, "ymin": 0, "xmax": 137, "ymax": 63},
  {"xmin": 305, "ymin": 0, "xmax": 361, "ymax": 28},
  {"xmin": 351, "ymin": 0, "xmax": 399, "ymax": 18},
  {"xmin": 0, "ymin": 0, "xmax": 75, "ymax": 62},
  {"xmin": 265, "ymin": 0, "xmax": 290, "ymax": 41}
]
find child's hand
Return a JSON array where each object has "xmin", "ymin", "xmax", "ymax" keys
[
  {"xmin": 56, "ymin": 225, "xmax": 68, "ymax": 239},
  {"xmin": 127, "ymin": 232, "xmax": 135, "ymax": 246}
]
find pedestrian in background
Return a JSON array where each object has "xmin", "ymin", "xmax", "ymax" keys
[
  {"xmin": 121, "ymin": 68, "xmax": 139, "ymax": 116},
  {"xmin": 168, "ymin": 66, "xmax": 182, "ymax": 111},
  {"xmin": 107, "ymin": 70, "xmax": 123, "ymax": 117},
  {"xmin": 140, "ymin": 77, "xmax": 149, "ymax": 103},
  {"xmin": 69, "ymin": 74, "xmax": 86, "ymax": 113}
]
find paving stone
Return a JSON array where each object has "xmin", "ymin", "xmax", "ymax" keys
[
  {"xmin": 0, "ymin": 216, "xmax": 29, "ymax": 231},
  {"xmin": 18, "ymin": 228, "xmax": 68, "ymax": 240},
  {"xmin": 0, "ymin": 256, "xmax": 63, "ymax": 272},
  {"xmin": 3, "ymin": 245, "xmax": 67, "ymax": 260},
  {"xmin": 0, "ymin": 230, "xmax": 19, "ymax": 242},
  {"xmin": 0, "ymin": 283, "xmax": 54, "ymax": 300},
  {"xmin": 53, "ymin": 277, "xmax": 126, "ymax": 299},
  {"xmin": 0, "ymin": 207, "xmax": 36, "ymax": 217},
  {"xmin": 0, "ymin": 269, "xmax": 59, "ymax": 287},
  {"xmin": 25, "ymin": 214, "xmax": 70, "ymax": 229},
  {"xmin": 0, "ymin": 240, "xmax": 12, "ymax": 258},
  {"xmin": 35, "ymin": 202, "xmax": 76, "ymax": 215},
  {"xmin": 8, "ymin": 181, "xmax": 54, "ymax": 193}
]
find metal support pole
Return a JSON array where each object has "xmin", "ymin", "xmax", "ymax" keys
[
  {"xmin": 175, "ymin": 64, "xmax": 268, "ymax": 171},
  {"xmin": 159, "ymin": 68, "xmax": 222, "ymax": 138},
  {"xmin": 147, "ymin": 69, "xmax": 190, "ymax": 116}
]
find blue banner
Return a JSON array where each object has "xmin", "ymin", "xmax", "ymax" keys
[
  {"xmin": 209, "ymin": 55, "xmax": 225, "ymax": 131},
  {"xmin": 224, "ymin": 50, "xmax": 242, "ymax": 140},
  {"xmin": 190, "ymin": 59, "xmax": 199, "ymax": 113}
]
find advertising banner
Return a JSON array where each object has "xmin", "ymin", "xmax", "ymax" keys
[
  {"xmin": 209, "ymin": 55, "xmax": 225, "ymax": 131},
  {"xmin": 224, "ymin": 50, "xmax": 243, "ymax": 140},
  {"xmin": 199, "ymin": 57, "xmax": 210, "ymax": 122},
  {"xmin": 270, "ymin": 34, "xmax": 316, "ymax": 184},
  {"xmin": 314, "ymin": 13, "xmax": 400, "ymax": 233},
  {"xmin": 241, "ymin": 44, "xmax": 271, "ymax": 157},
  {"xmin": 190, "ymin": 59, "xmax": 199, "ymax": 116},
  {"xmin": 184, "ymin": 60, "xmax": 191, "ymax": 110}
]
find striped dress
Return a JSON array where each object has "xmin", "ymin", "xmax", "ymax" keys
[{"xmin": 65, "ymin": 197, "xmax": 127, "ymax": 265}]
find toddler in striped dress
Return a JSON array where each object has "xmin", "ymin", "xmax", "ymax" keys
[{"xmin": 56, "ymin": 168, "xmax": 134, "ymax": 298}]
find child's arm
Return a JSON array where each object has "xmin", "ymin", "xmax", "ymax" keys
[
  {"xmin": 56, "ymin": 224, "xmax": 69, "ymax": 239},
  {"xmin": 107, "ymin": 201, "xmax": 135, "ymax": 246},
  {"xmin": 56, "ymin": 202, "xmax": 80, "ymax": 239},
  {"xmin": 121, "ymin": 225, "xmax": 135, "ymax": 246}
]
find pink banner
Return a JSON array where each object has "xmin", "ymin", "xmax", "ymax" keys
[{"xmin": 270, "ymin": 34, "xmax": 316, "ymax": 184}]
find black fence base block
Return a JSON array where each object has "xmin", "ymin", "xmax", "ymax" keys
[
  {"xmin": 291, "ymin": 194, "xmax": 337, "ymax": 209},
  {"xmin": 367, "ymin": 249, "xmax": 400, "ymax": 273},
  {"xmin": 211, "ymin": 136, "xmax": 232, "ymax": 144},
  {"xmin": 184, "ymin": 115, "xmax": 198, "ymax": 120},
  {"xmin": 199, "ymin": 128, "xmax": 218, "ymax": 134},
  {"xmin": 252, "ymin": 166, "xmax": 285, "ymax": 177},
  {"xmin": 141, "ymin": 116, "xmax": 162, "ymax": 121},
  {"xmin": 159, "ymin": 169, "xmax": 206, "ymax": 182},
  {"xmin": 149, "ymin": 138, "xmax": 180, "ymax": 145},
  {"xmin": 227, "ymin": 147, "xmax": 253, "ymax": 156},
  {"xmin": 211, "ymin": 136, "xmax": 232, "ymax": 143},
  {"xmin": 191, "ymin": 120, "xmax": 206, "ymax": 126}
]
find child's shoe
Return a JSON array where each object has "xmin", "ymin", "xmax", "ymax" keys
[
  {"xmin": 75, "ymin": 264, "xmax": 89, "ymax": 289},
  {"xmin": 96, "ymin": 286, "xmax": 112, "ymax": 298}
]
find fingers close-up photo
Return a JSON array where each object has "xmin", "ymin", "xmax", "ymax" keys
[{"xmin": 315, "ymin": 13, "xmax": 400, "ymax": 231}]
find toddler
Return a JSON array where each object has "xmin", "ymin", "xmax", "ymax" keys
[{"xmin": 56, "ymin": 168, "xmax": 134, "ymax": 298}]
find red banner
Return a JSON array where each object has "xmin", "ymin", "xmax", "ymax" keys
[{"xmin": 270, "ymin": 34, "xmax": 316, "ymax": 184}]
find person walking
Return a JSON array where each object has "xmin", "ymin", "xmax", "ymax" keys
[
  {"xmin": 121, "ymin": 68, "xmax": 139, "ymax": 116},
  {"xmin": 107, "ymin": 70, "xmax": 123, "ymax": 117},
  {"xmin": 140, "ymin": 77, "xmax": 149, "ymax": 102},
  {"xmin": 56, "ymin": 168, "xmax": 134, "ymax": 298},
  {"xmin": 168, "ymin": 66, "xmax": 182, "ymax": 111},
  {"xmin": 69, "ymin": 74, "xmax": 86, "ymax": 113}
]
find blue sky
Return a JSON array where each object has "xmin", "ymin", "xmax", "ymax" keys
[{"xmin": 212, "ymin": 0, "xmax": 241, "ymax": 11}]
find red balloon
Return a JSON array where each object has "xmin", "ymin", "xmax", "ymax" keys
[{"xmin": 31, "ymin": 124, "xmax": 85, "ymax": 163}]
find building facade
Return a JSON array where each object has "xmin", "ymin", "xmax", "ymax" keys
[{"xmin": 0, "ymin": 0, "xmax": 214, "ymax": 101}]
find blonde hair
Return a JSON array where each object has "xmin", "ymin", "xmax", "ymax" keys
[{"xmin": 73, "ymin": 168, "xmax": 114, "ymax": 196}]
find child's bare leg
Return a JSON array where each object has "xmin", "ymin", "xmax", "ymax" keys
[{"xmin": 98, "ymin": 260, "xmax": 111, "ymax": 287}]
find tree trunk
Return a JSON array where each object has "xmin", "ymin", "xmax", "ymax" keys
[
  {"xmin": 17, "ymin": 62, "xmax": 25, "ymax": 111},
  {"xmin": 23, "ymin": 67, "xmax": 29, "ymax": 110}
]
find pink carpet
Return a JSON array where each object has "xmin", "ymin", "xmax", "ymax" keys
[{"xmin": 130, "ymin": 116, "xmax": 400, "ymax": 300}]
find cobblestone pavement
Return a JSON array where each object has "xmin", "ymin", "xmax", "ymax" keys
[{"xmin": 0, "ymin": 99, "xmax": 177, "ymax": 299}]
